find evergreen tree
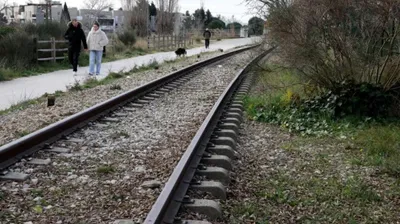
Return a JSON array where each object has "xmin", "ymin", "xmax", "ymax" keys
[
  {"xmin": 193, "ymin": 7, "xmax": 206, "ymax": 29},
  {"xmin": 207, "ymin": 18, "xmax": 225, "ymax": 29},
  {"xmin": 205, "ymin": 9, "xmax": 212, "ymax": 26},
  {"xmin": 248, "ymin": 17, "xmax": 264, "ymax": 35},
  {"xmin": 60, "ymin": 3, "xmax": 71, "ymax": 25}
]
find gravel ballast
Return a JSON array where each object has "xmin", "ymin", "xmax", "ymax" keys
[
  {"xmin": 0, "ymin": 51, "xmax": 255, "ymax": 224},
  {"xmin": 0, "ymin": 51, "xmax": 225, "ymax": 147}
]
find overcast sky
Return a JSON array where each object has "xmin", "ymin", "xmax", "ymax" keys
[{"xmin": 12, "ymin": 0, "xmax": 257, "ymax": 24}]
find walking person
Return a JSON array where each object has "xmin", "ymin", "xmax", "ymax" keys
[
  {"xmin": 64, "ymin": 18, "xmax": 88, "ymax": 76},
  {"xmin": 203, "ymin": 28, "xmax": 211, "ymax": 49},
  {"xmin": 87, "ymin": 21, "xmax": 109, "ymax": 76}
]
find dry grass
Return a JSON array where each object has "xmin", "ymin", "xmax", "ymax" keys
[{"xmin": 134, "ymin": 38, "xmax": 148, "ymax": 50}]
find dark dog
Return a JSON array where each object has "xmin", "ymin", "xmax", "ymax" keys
[{"xmin": 175, "ymin": 48, "xmax": 187, "ymax": 57}]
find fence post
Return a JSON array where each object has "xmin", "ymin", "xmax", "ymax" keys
[
  {"xmin": 51, "ymin": 37, "xmax": 56, "ymax": 63},
  {"xmin": 162, "ymin": 35, "xmax": 165, "ymax": 50},
  {"xmin": 147, "ymin": 35, "xmax": 150, "ymax": 50},
  {"xmin": 157, "ymin": 35, "xmax": 160, "ymax": 50},
  {"xmin": 33, "ymin": 37, "xmax": 38, "ymax": 63}
]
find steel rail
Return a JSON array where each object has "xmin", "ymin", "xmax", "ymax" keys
[
  {"xmin": 0, "ymin": 45, "xmax": 258, "ymax": 171},
  {"xmin": 144, "ymin": 47, "xmax": 275, "ymax": 224}
]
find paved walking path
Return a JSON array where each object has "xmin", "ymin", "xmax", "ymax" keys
[{"xmin": 0, "ymin": 37, "xmax": 260, "ymax": 110}]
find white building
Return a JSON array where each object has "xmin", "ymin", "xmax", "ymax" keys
[
  {"xmin": 240, "ymin": 26, "xmax": 249, "ymax": 38},
  {"xmin": 2, "ymin": 2, "xmax": 62, "ymax": 24},
  {"xmin": 78, "ymin": 8, "xmax": 129, "ymax": 33}
]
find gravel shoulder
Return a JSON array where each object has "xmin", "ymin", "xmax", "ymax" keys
[{"xmin": 0, "ymin": 51, "xmax": 255, "ymax": 224}]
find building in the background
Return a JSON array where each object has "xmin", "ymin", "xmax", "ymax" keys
[
  {"xmin": 240, "ymin": 26, "xmax": 249, "ymax": 38},
  {"xmin": 78, "ymin": 8, "xmax": 128, "ymax": 33},
  {"xmin": 1, "ymin": 2, "xmax": 62, "ymax": 24},
  {"xmin": 1, "ymin": 2, "xmax": 128, "ymax": 29}
]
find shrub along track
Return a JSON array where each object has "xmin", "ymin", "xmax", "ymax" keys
[{"xmin": 0, "ymin": 47, "xmax": 260, "ymax": 223}]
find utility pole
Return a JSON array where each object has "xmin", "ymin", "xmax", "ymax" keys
[
  {"xmin": 49, "ymin": 0, "xmax": 52, "ymax": 21},
  {"xmin": 45, "ymin": 0, "xmax": 48, "ymax": 23}
]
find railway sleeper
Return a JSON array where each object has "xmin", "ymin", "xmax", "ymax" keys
[
  {"xmin": 213, "ymin": 129, "xmax": 238, "ymax": 141},
  {"xmin": 221, "ymin": 112, "xmax": 243, "ymax": 123},
  {"xmin": 195, "ymin": 166, "xmax": 230, "ymax": 185},
  {"xmin": 182, "ymin": 199, "xmax": 222, "ymax": 220},
  {"xmin": 210, "ymin": 136, "xmax": 237, "ymax": 150},
  {"xmin": 190, "ymin": 180, "xmax": 227, "ymax": 200},
  {"xmin": 206, "ymin": 145, "xmax": 237, "ymax": 159},
  {"xmin": 200, "ymin": 155, "xmax": 233, "ymax": 171},
  {"xmin": 0, "ymin": 172, "xmax": 30, "ymax": 181}
]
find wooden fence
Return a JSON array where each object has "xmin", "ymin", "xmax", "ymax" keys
[
  {"xmin": 147, "ymin": 35, "xmax": 194, "ymax": 50},
  {"xmin": 35, "ymin": 34, "xmax": 193, "ymax": 62},
  {"xmin": 35, "ymin": 37, "xmax": 115, "ymax": 62},
  {"xmin": 35, "ymin": 38, "xmax": 68, "ymax": 62}
]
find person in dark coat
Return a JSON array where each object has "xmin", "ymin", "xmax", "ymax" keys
[
  {"xmin": 203, "ymin": 28, "xmax": 211, "ymax": 49},
  {"xmin": 64, "ymin": 19, "xmax": 88, "ymax": 76}
]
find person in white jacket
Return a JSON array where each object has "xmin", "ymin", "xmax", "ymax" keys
[{"xmin": 87, "ymin": 21, "xmax": 109, "ymax": 76}]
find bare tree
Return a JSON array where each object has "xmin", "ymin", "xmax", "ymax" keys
[
  {"xmin": 124, "ymin": 0, "xmax": 149, "ymax": 37},
  {"xmin": 0, "ymin": 0, "xmax": 9, "ymax": 24},
  {"xmin": 156, "ymin": 0, "xmax": 179, "ymax": 34},
  {"xmin": 248, "ymin": 0, "xmax": 400, "ymax": 91},
  {"xmin": 82, "ymin": 0, "xmax": 113, "ymax": 29},
  {"xmin": 0, "ymin": 0, "xmax": 8, "ymax": 13},
  {"xmin": 83, "ymin": 0, "xmax": 113, "ymax": 13}
]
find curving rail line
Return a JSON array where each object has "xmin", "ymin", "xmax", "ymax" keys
[{"xmin": 144, "ymin": 47, "xmax": 275, "ymax": 224}]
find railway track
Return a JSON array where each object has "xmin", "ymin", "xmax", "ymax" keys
[
  {"xmin": 0, "ymin": 45, "xmax": 257, "ymax": 175},
  {"xmin": 0, "ymin": 45, "xmax": 272, "ymax": 223},
  {"xmin": 144, "ymin": 48, "xmax": 274, "ymax": 224}
]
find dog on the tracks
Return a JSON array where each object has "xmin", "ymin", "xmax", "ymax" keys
[{"xmin": 175, "ymin": 48, "xmax": 187, "ymax": 57}]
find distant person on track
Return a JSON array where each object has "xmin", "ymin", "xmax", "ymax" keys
[
  {"xmin": 87, "ymin": 21, "xmax": 109, "ymax": 76},
  {"xmin": 203, "ymin": 28, "xmax": 211, "ymax": 49},
  {"xmin": 64, "ymin": 18, "xmax": 88, "ymax": 76}
]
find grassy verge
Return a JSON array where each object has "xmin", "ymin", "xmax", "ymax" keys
[
  {"xmin": 226, "ymin": 136, "xmax": 399, "ymax": 223},
  {"xmin": 0, "ymin": 47, "xmax": 152, "ymax": 82},
  {"xmin": 245, "ymin": 63, "xmax": 400, "ymax": 174},
  {"xmin": 227, "ymin": 61, "xmax": 400, "ymax": 223}
]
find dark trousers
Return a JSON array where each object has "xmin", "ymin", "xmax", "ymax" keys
[
  {"xmin": 68, "ymin": 49, "xmax": 80, "ymax": 72},
  {"xmin": 205, "ymin": 39, "xmax": 210, "ymax": 48}
]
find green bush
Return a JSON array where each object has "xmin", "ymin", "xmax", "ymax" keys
[
  {"xmin": 23, "ymin": 23, "xmax": 38, "ymax": 36},
  {"xmin": 302, "ymin": 81, "xmax": 393, "ymax": 118},
  {"xmin": 23, "ymin": 22, "xmax": 65, "ymax": 39},
  {"xmin": 0, "ymin": 31, "xmax": 36, "ymax": 68},
  {"xmin": 117, "ymin": 29, "xmax": 136, "ymax": 46},
  {"xmin": 36, "ymin": 22, "xmax": 66, "ymax": 39},
  {"xmin": 0, "ymin": 26, "xmax": 16, "ymax": 38},
  {"xmin": 246, "ymin": 82, "xmax": 394, "ymax": 137}
]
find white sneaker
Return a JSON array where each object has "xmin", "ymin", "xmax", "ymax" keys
[{"xmin": 73, "ymin": 72, "xmax": 77, "ymax": 76}]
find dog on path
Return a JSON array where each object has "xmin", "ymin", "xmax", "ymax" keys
[{"xmin": 175, "ymin": 48, "xmax": 187, "ymax": 57}]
